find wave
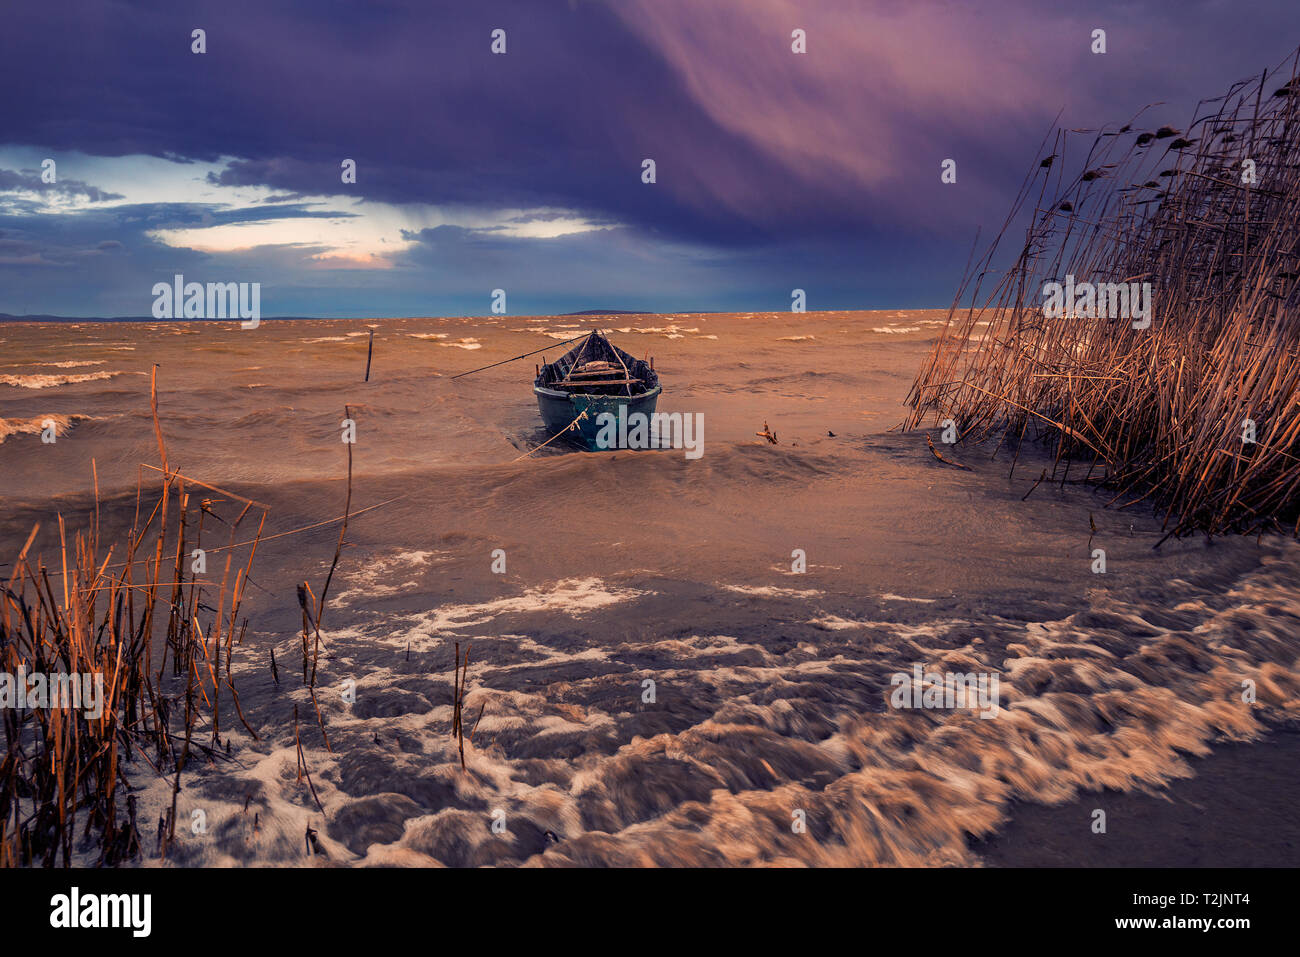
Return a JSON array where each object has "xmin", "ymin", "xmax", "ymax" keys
[
  {"xmin": 15, "ymin": 359, "xmax": 107, "ymax": 369},
  {"xmin": 394, "ymin": 577, "xmax": 650, "ymax": 645},
  {"xmin": 618, "ymin": 325, "xmax": 700, "ymax": 338},
  {"xmin": 0, "ymin": 370, "xmax": 129, "ymax": 389},
  {"xmin": 721, "ymin": 583, "xmax": 824, "ymax": 599},
  {"xmin": 333, "ymin": 550, "xmax": 444, "ymax": 607},
  {"xmin": 0, "ymin": 413, "xmax": 92, "ymax": 444},
  {"xmin": 155, "ymin": 542, "xmax": 1300, "ymax": 867}
]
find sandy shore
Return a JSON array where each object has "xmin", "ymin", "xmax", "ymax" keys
[{"xmin": 976, "ymin": 728, "xmax": 1300, "ymax": 868}]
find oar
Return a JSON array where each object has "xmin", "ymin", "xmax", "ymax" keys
[{"xmin": 450, "ymin": 331, "xmax": 592, "ymax": 379}]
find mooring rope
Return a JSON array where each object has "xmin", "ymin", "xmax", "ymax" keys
[
  {"xmin": 451, "ymin": 331, "xmax": 591, "ymax": 379},
  {"xmin": 510, "ymin": 410, "xmax": 590, "ymax": 463}
]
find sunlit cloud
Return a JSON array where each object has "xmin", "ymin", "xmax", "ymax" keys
[{"xmin": 1, "ymin": 149, "xmax": 618, "ymax": 269}]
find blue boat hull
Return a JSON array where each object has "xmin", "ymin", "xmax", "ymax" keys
[{"xmin": 534, "ymin": 385, "xmax": 663, "ymax": 450}]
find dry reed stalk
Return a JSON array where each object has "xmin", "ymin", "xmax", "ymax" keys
[
  {"xmin": 451, "ymin": 641, "xmax": 472, "ymax": 771},
  {"xmin": 293, "ymin": 405, "xmax": 355, "ymax": 752},
  {"xmin": 907, "ymin": 49, "xmax": 1300, "ymax": 538},
  {"xmin": 1, "ymin": 371, "xmax": 270, "ymax": 866},
  {"xmin": 292, "ymin": 705, "xmax": 324, "ymax": 812}
]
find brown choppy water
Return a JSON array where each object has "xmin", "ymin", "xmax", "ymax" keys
[{"xmin": 2, "ymin": 311, "xmax": 1298, "ymax": 867}]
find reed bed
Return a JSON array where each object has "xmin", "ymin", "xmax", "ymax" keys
[
  {"xmin": 907, "ymin": 49, "xmax": 1300, "ymax": 538},
  {"xmin": 0, "ymin": 370, "xmax": 267, "ymax": 865}
]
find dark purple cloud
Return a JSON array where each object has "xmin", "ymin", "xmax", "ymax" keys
[{"xmin": 2, "ymin": 0, "xmax": 1300, "ymax": 315}]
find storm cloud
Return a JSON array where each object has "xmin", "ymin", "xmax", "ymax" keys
[{"xmin": 2, "ymin": 0, "xmax": 1298, "ymax": 316}]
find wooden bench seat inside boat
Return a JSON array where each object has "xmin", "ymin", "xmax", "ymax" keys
[{"xmin": 555, "ymin": 378, "xmax": 640, "ymax": 388}]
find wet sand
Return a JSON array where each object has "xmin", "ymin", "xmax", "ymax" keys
[{"xmin": 976, "ymin": 729, "xmax": 1300, "ymax": 868}]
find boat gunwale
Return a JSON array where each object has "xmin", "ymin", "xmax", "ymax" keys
[{"xmin": 533, "ymin": 382, "xmax": 662, "ymax": 401}]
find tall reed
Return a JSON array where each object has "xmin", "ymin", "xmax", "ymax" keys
[
  {"xmin": 907, "ymin": 49, "xmax": 1300, "ymax": 538},
  {"xmin": 0, "ymin": 369, "xmax": 267, "ymax": 865}
]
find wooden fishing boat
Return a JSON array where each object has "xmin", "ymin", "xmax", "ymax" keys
[{"xmin": 533, "ymin": 330, "xmax": 661, "ymax": 450}]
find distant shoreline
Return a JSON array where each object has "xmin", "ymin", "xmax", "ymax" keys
[
  {"xmin": 0, "ymin": 310, "xmax": 651, "ymax": 323},
  {"xmin": 0, "ymin": 308, "xmax": 944, "ymax": 324}
]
